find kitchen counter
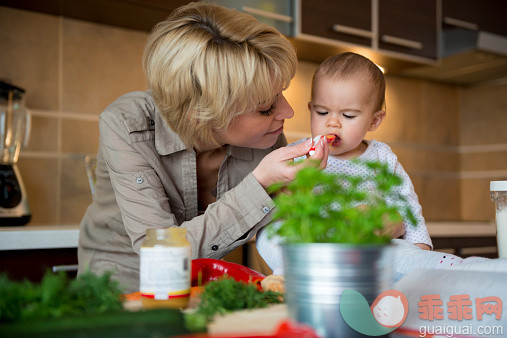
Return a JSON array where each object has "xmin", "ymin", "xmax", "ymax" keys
[
  {"xmin": 0, "ymin": 224, "xmax": 80, "ymax": 251},
  {"xmin": 0, "ymin": 222, "xmax": 496, "ymax": 251}
]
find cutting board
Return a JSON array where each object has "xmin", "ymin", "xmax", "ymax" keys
[{"xmin": 207, "ymin": 304, "xmax": 289, "ymax": 335}]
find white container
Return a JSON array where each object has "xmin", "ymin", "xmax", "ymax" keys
[{"xmin": 490, "ymin": 181, "xmax": 507, "ymax": 258}]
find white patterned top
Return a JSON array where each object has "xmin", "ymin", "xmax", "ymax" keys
[{"xmin": 292, "ymin": 138, "xmax": 432, "ymax": 247}]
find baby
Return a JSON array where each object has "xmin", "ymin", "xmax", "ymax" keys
[{"xmin": 257, "ymin": 52, "xmax": 432, "ymax": 275}]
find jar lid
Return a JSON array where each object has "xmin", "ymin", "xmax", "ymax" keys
[{"xmin": 490, "ymin": 181, "xmax": 507, "ymax": 191}]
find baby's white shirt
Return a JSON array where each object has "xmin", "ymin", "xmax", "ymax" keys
[
  {"xmin": 292, "ymin": 138, "xmax": 432, "ymax": 246},
  {"xmin": 256, "ymin": 138, "xmax": 433, "ymax": 275}
]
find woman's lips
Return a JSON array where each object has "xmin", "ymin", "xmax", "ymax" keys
[{"xmin": 268, "ymin": 126, "xmax": 283, "ymax": 135}]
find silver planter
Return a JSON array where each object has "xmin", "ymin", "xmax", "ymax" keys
[{"xmin": 282, "ymin": 243, "xmax": 394, "ymax": 338}]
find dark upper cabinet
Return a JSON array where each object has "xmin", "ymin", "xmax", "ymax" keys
[
  {"xmin": 301, "ymin": 0, "xmax": 372, "ymax": 48},
  {"xmin": 295, "ymin": 0, "xmax": 439, "ymax": 64},
  {"xmin": 378, "ymin": 0, "xmax": 438, "ymax": 60},
  {"xmin": 442, "ymin": 0, "xmax": 507, "ymax": 36},
  {"xmin": 0, "ymin": 0, "xmax": 191, "ymax": 32},
  {"xmin": 207, "ymin": 0, "xmax": 295, "ymax": 36}
]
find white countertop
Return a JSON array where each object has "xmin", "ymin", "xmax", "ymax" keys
[
  {"xmin": 0, "ymin": 224, "xmax": 80, "ymax": 250},
  {"xmin": 0, "ymin": 221, "xmax": 497, "ymax": 251}
]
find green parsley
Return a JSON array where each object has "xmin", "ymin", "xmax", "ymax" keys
[
  {"xmin": 268, "ymin": 160, "xmax": 418, "ymax": 244},
  {"xmin": 185, "ymin": 277, "xmax": 282, "ymax": 332}
]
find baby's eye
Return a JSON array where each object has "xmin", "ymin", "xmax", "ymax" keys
[
  {"xmin": 343, "ymin": 114, "xmax": 356, "ymax": 119},
  {"xmin": 316, "ymin": 111, "xmax": 328, "ymax": 115},
  {"xmin": 259, "ymin": 106, "xmax": 275, "ymax": 116}
]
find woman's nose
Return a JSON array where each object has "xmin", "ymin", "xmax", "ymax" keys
[{"xmin": 275, "ymin": 93, "xmax": 294, "ymax": 120}]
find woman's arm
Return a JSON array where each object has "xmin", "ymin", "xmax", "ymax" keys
[{"xmin": 99, "ymin": 112, "xmax": 322, "ymax": 259}]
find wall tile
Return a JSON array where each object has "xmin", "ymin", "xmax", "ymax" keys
[
  {"xmin": 460, "ymin": 83, "xmax": 507, "ymax": 145},
  {"xmin": 61, "ymin": 119, "xmax": 99, "ymax": 154},
  {"xmin": 283, "ymin": 61, "xmax": 317, "ymax": 135},
  {"xmin": 418, "ymin": 81, "xmax": 460, "ymax": 146},
  {"xmin": 24, "ymin": 115, "xmax": 58, "ymax": 152},
  {"xmin": 411, "ymin": 175, "xmax": 461, "ymax": 221},
  {"xmin": 461, "ymin": 178, "xmax": 498, "ymax": 221},
  {"xmin": 0, "ymin": 7, "xmax": 59, "ymax": 110},
  {"xmin": 61, "ymin": 18, "xmax": 148, "ymax": 115},
  {"xmin": 16, "ymin": 158, "xmax": 58, "ymax": 224},
  {"xmin": 372, "ymin": 77, "xmax": 460, "ymax": 146},
  {"xmin": 461, "ymin": 151, "xmax": 507, "ymax": 171},
  {"xmin": 60, "ymin": 157, "xmax": 92, "ymax": 224},
  {"xmin": 370, "ymin": 76, "xmax": 422, "ymax": 144},
  {"xmin": 392, "ymin": 147, "xmax": 460, "ymax": 173}
]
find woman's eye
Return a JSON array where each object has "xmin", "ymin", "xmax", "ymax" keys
[
  {"xmin": 343, "ymin": 114, "xmax": 356, "ymax": 119},
  {"xmin": 259, "ymin": 106, "xmax": 275, "ymax": 116}
]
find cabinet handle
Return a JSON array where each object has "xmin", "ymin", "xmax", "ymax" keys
[
  {"xmin": 381, "ymin": 35, "xmax": 423, "ymax": 50},
  {"xmin": 52, "ymin": 264, "xmax": 78, "ymax": 273},
  {"xmin": 241, "ymin": 6, "xmax": 293, "ymax": 23},
  {"xmin": 443, "ymin": 17, "xmax": 479, "ymax": 31},
  {"xmin": 332, "ymin": 24, "xmax": 373, "ymax": 39}
]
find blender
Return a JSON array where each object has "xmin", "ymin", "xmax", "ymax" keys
[{"xmin": 0, "ymin": 80, "xmax": 31, "ymax": 226}]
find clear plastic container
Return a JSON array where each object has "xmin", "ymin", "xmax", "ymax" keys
[
  {"xmin": 490, "ymin": 181, "xmax": 507, "ymax": 258},
  {"xmin": 140, "ymin": 227, "xmax": 191, "ymax": 309}
]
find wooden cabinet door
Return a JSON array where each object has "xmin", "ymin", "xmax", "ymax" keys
[
  {"xmin": 209, "ymin": 0, "xmax": 295, "ymax": 36},
  {"xmin": 301, "ymin": 0, "xmax": 373, "ymax": 47},
  {"xmin": 378, "ymin": 0, "xmax": 438, "ymax": 60},
  {"xmin": 442, "ymin": 0, "xmax": 507, "ymax": 36}
]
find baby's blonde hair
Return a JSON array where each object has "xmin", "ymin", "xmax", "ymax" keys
[
  {"xmin": 312, "ymin": 52, "xmax": 386, "ymax": 112},
  {"xmin": 143, "ymin": 2, "xmax": 297, "ymax": 150}
]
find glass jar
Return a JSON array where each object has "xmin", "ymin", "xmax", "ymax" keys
[
  {"xmin": 140, "ymin": 227, "xmax": 191, "ymax": 309},
  {"xmin": 490, "ymin": 181, "xmax": 507, "ymax": 258}
]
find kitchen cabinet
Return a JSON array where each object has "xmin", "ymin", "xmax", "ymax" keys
[
  {"xmin": 301, "ymin": 0, "xmax": 372, "ymax": 48},
  {"xmin": 294, "ymin": 0, "xmax": 439, "ymax": 65},
  {"xmin": 0, "ymin": 0, "xmax": 191, "ymax": 32},
  {"xmin": 378, "ymin": 0, "xmax": 438, "ymax": 60},
  {"xmin": 207, "ymin": 0, "xmax": 294, "ymax": 36},
  {"xmin": 0, "ymin": 248, "xmax": 78, "ymax": 282},
  {"xmin": 442, "ymin": 0, "xmax": 507, "ymax": 36}
]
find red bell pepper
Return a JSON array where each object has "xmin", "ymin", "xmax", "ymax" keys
[{"xmin": 191, "ymin": 258, "xmax": 265, "ymax": 287}]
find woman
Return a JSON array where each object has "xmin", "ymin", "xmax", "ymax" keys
[{"xmin": 78, "ymin": 2, "xmax": 329, "ymax": 293}]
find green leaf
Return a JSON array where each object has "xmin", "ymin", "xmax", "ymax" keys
[{"xmin": 268, "ymin": 161, "xmax": 418, "ymax": 244}]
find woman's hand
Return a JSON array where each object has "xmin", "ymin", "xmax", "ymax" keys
[{"xmin": 253, "ymin": 137, "xmax": 330, "ymax": 189}]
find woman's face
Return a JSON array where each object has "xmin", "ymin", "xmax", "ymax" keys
[{"xmin": 215, "ymin": 92, "xmax": 294, "ymax": 149}]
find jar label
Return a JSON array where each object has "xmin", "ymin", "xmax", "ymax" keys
[{"xmin": 140, "ymin": 246, "xmax": 191, "ymax": 299}]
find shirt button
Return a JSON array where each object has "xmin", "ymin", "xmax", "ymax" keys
[
  {"xmin": 262, "ymin": 206, "xmax": 270, "ymax": 214},
  {"xmin": 136, "ymin": 178, "xmax": 143, "ymax": 184},
  {"xmin": 211, "ymin": 245, "xmax": 219, "ymax": 251},
  {"xmin": 150, "ymin": 119, "xmax": 155, "ymax": 126}
]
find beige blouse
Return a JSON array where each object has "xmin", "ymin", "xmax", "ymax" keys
[{"xmin": 78, "ymin": 91, "xmax": 286, "ymax": 292}]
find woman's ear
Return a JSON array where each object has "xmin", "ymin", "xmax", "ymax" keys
[{"xmin": 368, "ymin": 110, "xmax": 386, "ymax": 131}]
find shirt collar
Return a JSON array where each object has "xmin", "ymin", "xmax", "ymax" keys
[
  {"xmin": 154, "ymin": 109, "xmax": 187, "ymax": 155},
  {"xmin": 154, "ymin": 108, "xmax": 253, "ymax": 161}
]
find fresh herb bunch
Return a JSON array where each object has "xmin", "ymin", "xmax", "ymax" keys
[
  {"xmin": 0, "ymin": 270, "xmax": 124, "ymax": 323},
  {"xmin": 268, "ymin": 160, "xmax": 417, "ymax": 244},
  {"xmin": 185, "ymin": 277, "xmax": 282, "ymax": 332}
]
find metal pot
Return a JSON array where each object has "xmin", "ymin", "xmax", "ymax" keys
[{"xmin": 282, "ymin": 243, "xmax": 394, "ymax": 337}]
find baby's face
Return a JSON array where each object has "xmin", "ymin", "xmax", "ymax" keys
[{"xmin": 309, "ymin": 76, "xmax": 384, "ymax": 159}]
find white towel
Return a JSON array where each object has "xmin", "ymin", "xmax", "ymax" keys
[
  {"xmin": 256, "ymin": 231, "xmax": 507, "ymax": 280},
  {"xmin": 256, "ymin": 223, "xmax": 285, "ymax": 276}
]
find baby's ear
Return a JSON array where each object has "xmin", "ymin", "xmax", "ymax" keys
[
  {"xmin": 369, "ymin": 110, "xmax": 386, "ymax": 131},
  {"xmin": 307, "ymin": 102, "xmax": 312, "ymax": 111}
]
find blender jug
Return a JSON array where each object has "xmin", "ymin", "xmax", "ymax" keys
[
  {"xmin": 491, "ymin": 181, "xmax": 507, "ymax": 258},
  {"xmin": 0, "ymin": 80, "xmax": 31, "ymax": 226}
]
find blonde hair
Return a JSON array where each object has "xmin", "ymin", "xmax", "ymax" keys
[
  {"xmin": 143, "ymin": 2, "xmax": 297, "ymax": 150},
  {"xmin": 312, "ymin": 52, "xmax": 385, "ymax": 112}
]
